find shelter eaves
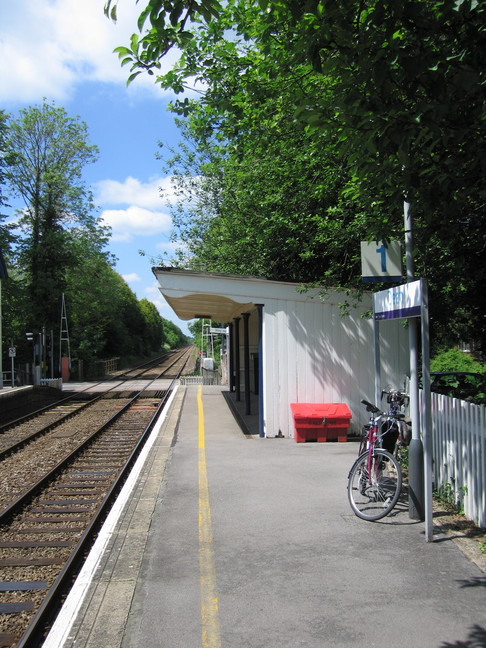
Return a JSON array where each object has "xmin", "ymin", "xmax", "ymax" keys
[
  {"xmin": 151, "ymin": 267, "xmax": 357, "ymax": 323},
  {"xmin": 152, "ymin": 267, "xmax": 272, "ymax": 323}
]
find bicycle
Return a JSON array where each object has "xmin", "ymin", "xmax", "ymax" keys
[{"xmin": 347, "ymin": 390, "xmax": 410, "ymax": 521}]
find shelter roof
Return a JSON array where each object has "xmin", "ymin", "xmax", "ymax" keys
[{"xmin": 151, "ymin": 267, "xmax": 349, "ymax": 323}]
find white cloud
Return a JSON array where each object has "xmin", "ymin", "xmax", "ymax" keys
[
  {"xmin": 101, "ymin": 205, "xmax": 171, "ymax": 241},
  {"xmin": 95, "ymin": 176, "xmax": 177, "ymax": 243},
  {"xmin": 94, "ymin": 175, "xmax": 175, "ymax": 210},
  {"xmin": 122, "ymin": 273, "xmax": 141, "ymax": 284},
  {"xmin": 156, "ymin": 240, "xmax": 181, "ymax": 251},
  {"xmin": 0, "ymin": 0, "xmax": 179, "ymax": 103}
]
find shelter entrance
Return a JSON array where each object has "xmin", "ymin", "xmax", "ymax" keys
[
  {"xmin": 152, "ymin": 268, "xmax": 264, "ymax": 436},
  {"xmin": 224, "ymin": 306, "xmax": 263, "ymax": 436}
]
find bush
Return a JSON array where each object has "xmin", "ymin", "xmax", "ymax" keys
[
  {"xmin": 430, "ymin": 349, "xmax": 485, "ymax": 404},
  {"xmin": 430, "ymin": 349, "xmax": 484, "ymax": 374}
]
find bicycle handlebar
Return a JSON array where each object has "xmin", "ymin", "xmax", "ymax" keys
[
  {"xmin": 361, "ymin": 399, "xmax": 407, "ymax": 420},
  {"xmin": 381, "ymin": 388, "xmax": 410, "ymax": 400}
]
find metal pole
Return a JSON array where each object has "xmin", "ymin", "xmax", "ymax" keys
[
  {"xmin": 373, "ymin": 315, "xmax": 381, "ymax": 407},
  {"xmin": 234, "ymin": 317, "xmax": 241, "ymax": 402},
  {"xmin": 256, "ymin": 304, "xmax": 265, "ymax": 437},
  {"xmin": 405, "ymin": 199, "xmax": 424, "ymax": 520},
  {"xmin": 228, "ymin": 323, "xmax": 234, "ymax": 392},
  {"xmin": 50, "ymin": 329, "xmax": 54, "ymax": 378},
  {"xmin": 421, "ymin": 279, "xmax": 434, "ymax": 540},
  {"xmin": 10, "ymin": 340, "xmax": 14, "ymax": 388},
  {"xmin": 0, "ymin": 280, "xmax": 3, "ymax": 389},
  {"xmin": 243, "ymin": 313, "xmax": 251, "ymax": 415},
  {"xmin": 200, "ymin": 319, "xmax": 204, "ymax": 375}
]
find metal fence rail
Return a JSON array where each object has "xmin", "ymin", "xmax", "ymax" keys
[
  {"xmin": 179, "ymin": 374, "xmax": 221, "ymax": 386},
  {"xmin": 424, "ymin": 392, "xmax": 486, "ymax": 528}
]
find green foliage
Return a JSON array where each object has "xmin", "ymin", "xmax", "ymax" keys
[
  {"xmin": 116, "ymin": 1, "xmax": 486, "ymax": 353},
  {"xmin": 139, "ymin": 298, "xmax": 166, "ymax": 351},
  {"xmin": 162, "ymin": 316, "xmax": 190, "ymax": 348},
  {"xmin": 430, "ymin": 349, "xmax": 485, "ymax": 374},
  {"xmin": 0, "ymin": 110, "xmax": 9, "ymax": 213},
  {"xmin": 161, "ymin": 71, "xmax": 370, "ymax": 287},
  {"xmin": 106, "ymin": 0, "xmax": 222, "ymax": 84},
  {"xmin": 5, "ymin": 101, "xmax": 100, "ymax": 333},
  {"xmin": 0, "ymin": 110, "xmax": 16, "ymax": 257},
  {"xmin": 434, "ymin": 481, "xmax": 468, "ymax": 515},
  {"xmin": 1, "ymin": 101, "xmax": 187, "ymax": 375},
  {"xmin": 430, "ymin": 349, "xmax": 485, "ymax": 404}
]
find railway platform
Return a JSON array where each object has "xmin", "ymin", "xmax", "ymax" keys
[{"xmin": 44, "ymin": 384, "xmax": 485, "ymax": 648}]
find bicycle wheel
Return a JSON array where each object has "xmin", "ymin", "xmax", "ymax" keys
[{"xmin": 347, "ymin": 449, "xmax": 402, "ymax": 521}]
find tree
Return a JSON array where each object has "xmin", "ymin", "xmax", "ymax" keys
[
  {"xmin": 2, "ymin": 100, "xmax": 188, "ymax": 374},
  {"xmin": 0, "ymin": 110, "xmax": 9, "ymax": 215},
  {"xmin": 111, "ymin": 0, "xmax": 486, "ymax": 352},
  {"xmin": 140, "ymin": 297, "xmax": 166, "ymax": 350},
  {"xmin": 0, "ymin": 110, "xmax": 15, "ymax": 255},
  {"xmin": 5, "ymin": 101, "xmax": 100, "ymax": 334},
  {"xmin": 111, "ymin": 0, "xmax": 484, "ymax": 223},
  {"xmin": 162, "ymin": 317, "xmax": 190, "ymax": 348}
]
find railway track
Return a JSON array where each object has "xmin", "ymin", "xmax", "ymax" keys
[
  {"xmin": 0, "ymin": 346, "xmax": 195, "ymax": 460},
  {"xmin": 0, "ymin": 346, "xmax": 195, "ymax": 647}
]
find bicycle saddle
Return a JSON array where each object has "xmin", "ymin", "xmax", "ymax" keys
[{"xmin": 361, "ymin": 399, "xmax": 381, "ymax": 414}]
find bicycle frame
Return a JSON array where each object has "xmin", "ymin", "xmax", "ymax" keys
[
  {"xmin": 360, "ymin": 389, "xmax": 410, "ymax": 457},
  {"xmin": 363, "ymin": 411, "xmax": 385, "ymax": 474},
  {"xmin": 348, "ymin": 399, "xmax": 403, "ymax": 520}
]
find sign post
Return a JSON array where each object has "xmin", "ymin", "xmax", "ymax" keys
[
  {"xmin": 373, "ymin": 279, "xmax": 433, "ymax": 541},
  {"xmin": 9, "ymin": 346, "xmax": 16, "ymax": 388},
  {"xmin": 0, "ymin": 251, "xmax": 9, "ymax": 390}
]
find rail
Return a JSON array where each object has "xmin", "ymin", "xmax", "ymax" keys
[
  {"xmin": 15, "ymin": 381, "xmax": 177, "ymax": 648},
  {"xmin": 0, "ymin": 348, "xmax": 192, "ymax": 646}
]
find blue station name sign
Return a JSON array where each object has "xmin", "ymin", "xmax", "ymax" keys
[{"xmin": 373, "ymin": 280, "xmax": 422, "ymax": 321}]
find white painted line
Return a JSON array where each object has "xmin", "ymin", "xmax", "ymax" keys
[{"xmin": 43, "ymin": 385, "xmax": 179, "ymax": 648}]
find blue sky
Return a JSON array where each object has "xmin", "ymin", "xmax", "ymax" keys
[{"xmin": 0, "ymin": 0, "xmax": 194, "ymax": 334}]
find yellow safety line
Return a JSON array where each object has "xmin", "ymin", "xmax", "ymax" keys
[{"xmin": 197, "ymin": 385, "xmax": 221, "ymax": 648}]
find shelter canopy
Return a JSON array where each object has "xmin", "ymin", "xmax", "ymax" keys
[{"xmin": 152, "ymin": 267, "xmax": 266, "ymax": 322}]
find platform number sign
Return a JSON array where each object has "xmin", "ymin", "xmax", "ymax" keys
[
  {"xmin": 8, "ymin": 347, "xmax": 16, "ymax": 358},
  {"xmin": 361, "ymin": 241, "xmax": 402, "ymax": 283}
]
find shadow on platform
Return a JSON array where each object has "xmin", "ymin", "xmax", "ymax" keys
[{"xmin": 222, "ymin": 390, "xmax": 260, "ymax": 437}]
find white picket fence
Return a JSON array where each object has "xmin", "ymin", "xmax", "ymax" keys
[{"xmin": 424, "ymin": 392, "xmax": 486, "ymax": 528}]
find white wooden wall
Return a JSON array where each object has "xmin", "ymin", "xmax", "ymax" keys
[
  {"xmin": 153, "ymin": 269, "xmax": 410, "ymax": 439},
  {"xmin": 261, "ymin": 293, "xmax": 409, "ymax": 437}
]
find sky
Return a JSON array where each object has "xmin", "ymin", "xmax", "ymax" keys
[{"xmin": 0, "ymin": 0, "xmax": 194, "ymax": 334}]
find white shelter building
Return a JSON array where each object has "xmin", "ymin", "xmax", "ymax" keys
[{"xmin": 153, "ymin": 268, "xmax": 409, "ymax": 438}]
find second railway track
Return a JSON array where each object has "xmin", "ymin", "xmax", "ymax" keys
[{"xmin": 0, "ymin": 346, "xmax": 196, "ymax": 648}]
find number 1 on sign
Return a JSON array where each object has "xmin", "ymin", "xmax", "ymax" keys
[{"xmin": 376, "ymin": 244, "xmax": 387, "ymax": 272}]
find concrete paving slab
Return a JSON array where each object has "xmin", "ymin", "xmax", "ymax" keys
[
  {"xmin": 52, "ymin": 384, "xmax": 485, "ymax": 648},
  {"xmin": 123, "ymin": 385, "xmax": 485, "ymax": 648}
]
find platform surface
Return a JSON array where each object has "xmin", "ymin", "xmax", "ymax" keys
[{"xmin": 47, "ymin": 385, "xmax": 485, "ymax": 648}]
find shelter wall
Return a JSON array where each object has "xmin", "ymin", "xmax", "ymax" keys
[{"xmin": 262, "ymin": 295, "xmax": 408, "ymax": 437}]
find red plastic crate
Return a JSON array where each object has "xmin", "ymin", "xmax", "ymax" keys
[{"xmin": 290, "ymin": 403, "xmax": 352, "ymax": 443}]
